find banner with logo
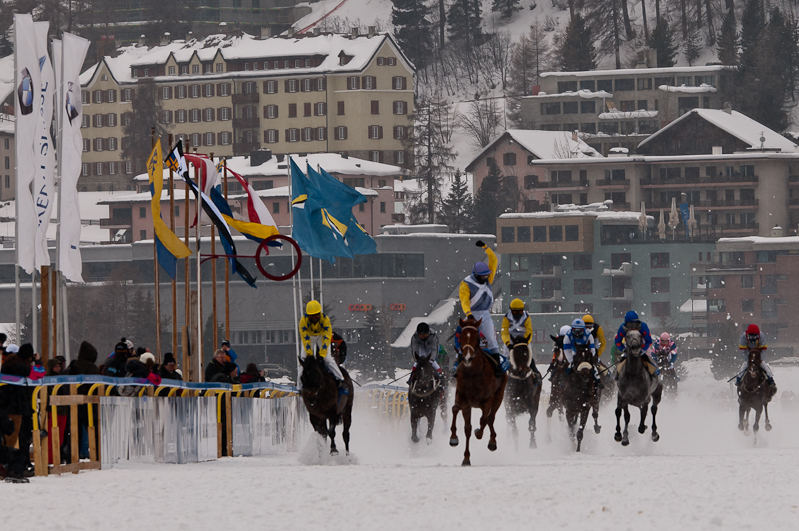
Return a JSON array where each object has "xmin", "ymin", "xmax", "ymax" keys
[{"xmin": 33, "ymin": 21, "xmax": 55, "ymax": 268}]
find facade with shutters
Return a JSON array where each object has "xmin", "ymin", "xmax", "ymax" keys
[{"xmin": 80, "ymin": 31, "xmax": 415, "ymax": 191}]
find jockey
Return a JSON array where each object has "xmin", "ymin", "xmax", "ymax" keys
[
  {"xmin": 736, "ymin": 324, "xmax": 776, "ymax": 388},
  {"xmin": 501, "ymin": 299, "xmax": 541, "ymax": 380},
  {"xmin": 298, "ymin": 300, "xmax": 347, "ymax": 394},
  {"xmin": 582, "ymin": 314, "xmax": 606, "ymax": 359},
  {"xmin": 655, "ymin": 332, "xmax": 678, "ymax": 367},
  {"xmin": 614, "ymin": 310, "xmax": 659, "ymax": 376},
  {"xmin": 459, "ymin": 240, "xmax": 503, "ymax": 377},
  {"xmin": 408, "ymin": 322, "xmax": 443, "ymax": 384},
  {"xmin": 563, "ymin": 319, "xmax": 602, "ymax": 388}
]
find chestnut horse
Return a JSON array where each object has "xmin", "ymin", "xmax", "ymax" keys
[
  {"xmin": 564, "ymin": 345, "xmax": 600, "ymax": 452},
  {"xmin": 409, "ymin": 354, "xmax": 441, "ymax": 443},
  {"xmin": 449, "ymin": 316, "xmax": 508, "ymax": 466},
  {"xmin": 299, "ymin": 354, "xmax": 354, "ymax": 456},
  {"xmin": 738, "ymin": 348, "xmax": 773, "ymax": 437},
  {"xmin": 504, "ymin": 341, "xmax": 542, "ymax": 449}
]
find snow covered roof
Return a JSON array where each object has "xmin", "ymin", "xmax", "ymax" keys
[
  {"xmin": 0, "ymin": 55, "xmax": 13, "ymax": 105},
  {"xmin": 540, "ymin": 65, "xmax": 734, "ymax": 79},
  {"xmin": 0, "ymin": 115, "xmax": 13, "ymax": 134},
  {"xmin": 523, "ymin": 89, "xmax": 613, "ymax": 99},
  {"xmin": 465, "ymin": 130, "xmax": 601, "ymax": 172},
  {"xmin": 81, "ymin": 32, "xmax": 412, "ymax": 86},
  {"xmin": 717, "ymin": 235, "xmax": 799, "ymax": 250},
  {"xmin": 598, "ymin": 109, "xmax": 659, "ymax": 120},
  {"xmin": 390, "ymin": 298, "xmax": 457, "ymax": 348},
  {"xmin": 500, "ymin": 207, "xmax": 650, "ymax": 223},
  {"xmin": 658, "ymin": 84, "xmax": 717, "ymax": 93},
  {"xmin": 637, "ymin": 109, "xmax": 798, "ymax": 153},
  {"xmin": 99, "ymin": 189, "xmax": 192, "ymax": 204}
]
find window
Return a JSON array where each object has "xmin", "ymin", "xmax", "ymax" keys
[
  {"xmin": 303, "ymin": 102, "xmax": 312, "ymax": 117},
  {"xmin": 317, "ymin": 127, "xmax": 326, "ymax": 141},
  {"xmin": 191, "ymin": 85, "xmax": 199, "ymax": 98},
  {"xmin": 191, "ymin": 109, "xmax": 200, "ymax": 122},
  {"xmin": 288, "ymin": 128, "xmax": 299, "ymax": 142},
  {"xmin": 394, "ymin": 101, "xmax": 407, "ymax": 114},
  {"xmin": 272, "ymin": 202, "xmax": 280, "ymax": 214},
  {"xmin": 541, "ymin": 102, "xmax": 561, "ymax": 115},
  {"xmin": 94, "ymin": 162, "xmax": 102, "ymax": 176},
  {"xmin": 394, "ymin": 126, "xmax": 406, "ymax": 139},
  {"xmin": 177, "ymin": 110, "xmax": 187, "ymax": 123},
  {"xmin": 557, "ymin": 81, "xmax": 578, "ymax": 93},
  {"xmin": 392, "ymin": 76, "xmax": 406, "ymax": 90},
  {"xmin": 82, "ymin": 138, "xmax": 89, "ymax": 152},
  {"xmin": 303, "ymin": 78, "xmax": 312, "ymax": 92},
  {"xmin": 204, "ymin": 108, "xmax": 214, "ymax": 121},
  {"xmin": 503, "ymin": 153, "xmax": 516, "ymax": 166},
  {"xmin": 574, "ymin": 254, "xmax": 592, "ymax": 270},
  {"xmin": 81, "ymin": 91, "xmax": 89, "ymax": 104},
  {"xmin": 266, "ymin": 105, "xmax": 277, "ymax": 119},
  {"xmin": 191, "ymin": 133, "xmax": 200, "ymax": 147},
  {"xmin": 565, "ymin": 225, "xmax": 579, "ymax": 241},
  {"xmin": 761, "ymin": 275, "xmax": 779, "ymax": 294},
  {"xmin": 651, "ymin": 252, "xmax": 669, "ymax": 268},
  {"xmin": 651, "ymin": 302, "xmax": 671, "ymax": 318},
  {"xmin": 204, "ymin": 84, "xmax": 213, "ymax": 97},
  {"xmin": 510, "ymin": 281, "xmax": 529, "ymax": 296},
  {"xmin": 162, "ymin": 87, "xmax": 171, "ymax": 99},
  {"xmin": 741, "ymin": 275, "xmax": 754, "ymax": 289},
  {"xmin": 756, "ymin": 251, "xmax": 777, "ymax": 263},
  {"xmin": 533, "ymin": 226, "xmax": 546, "ymax": 242},
  {"xmin": 574, "ymin": 279, "xmax": 593, "ymax": 295},
  {"xmin": 371, "ymin": 100, "xmax": 379, "ymax": 115},
  {"xmin": 4, "ymin": 175, "xmax": 8, "ymax": 188},
  {"xmin": 742, "ymin": 299, "xmax": 755, "ymax": 312},
  {"xmin": 216, "ymin": 63, "xmax": 224, "ymax": 73},
  {"xmin": 192, "ymin": 64, "xmax": 199, "ymax": 74},
  {"xmin": 611, "ymin": 253, "xmax": 631, "ymax": 269},
  {"xmin": 220, "ymin": 132, "xmax": 231, "ymax": 145},
  {"xmin": 204, "ymin": 64, "xmax": 212, "ymax": 74},
  {"xmin": 578, "ymin": 101, "xmax": 596, "ymax": 114},
  {"xmin": 395, "ymin": 151, "xmax": 404, "ymax": 165},
  {"xmin": 615, "ymin": 78, "xmax": 634, "ymax": 91},
  {"xmin": 81, "ymin": 115, "xmax": 89, "ymax": 128},
  {"xmin": 358, "ymin": 203, "xmax": 365, "ymax": 212},
  {"xmin": 303, "ymin": 128, "xmax": 313, "ymax": 142},
  {"xmin": 517, "ymin": 226, "xmax": 530, "ymax": 242},
  {"xmin": 337, "ymin": 101, "xmax": 345, "ymax": 115},
  {"xmin": 549, "ymin": 226, "xmax": 563, "ymax": 242},
  {"xmin": 651, "ymin": 277, "xmax": 670, "ymax": 293},
  {"xmin": 266, "ymin": 129, "xmax": 278, "ymax": 143},
  {"xmin": 370, "ymin": 151, "xmax": 380, "ymax": 162},
  {"xmin": 388, "ymin": 57, "xmax": 397, "ymax": 66},
  {"xmin": 317, "ymin": 78, "xmax": 325, "ymax": 91},
  {"xmin": 140, "ymin": 230, "xmax": 147, "ymax": 240},
  {"xmin": 708, "ymin": 299, "xmax": 726, "ymax": 313},
  {"xmin": 563, "ymin": 101, "xmax": 578, "ymax": 114},
  {"xmin": 315, "ymin": 102, "xmax": 326, "ymax": 116},
  {"xmin": 94, "ymin": 138, "xmax": 103, "ymax": 151},
  {"xmin": 204, "ymin": 132, "xmax": 214, "ymax": 146},
  {"xmin": 597, "ymin": 79, "xmax": 613, "ymax": 92},
  {"xmin": 380, "ymin": 201, "xmax": 386, "ymax": 213},
  {"xmin": 266, "ymin": 80, "xmax": 276, "ymax": 94},
  {"xmin": 335, "ymin": 126, "xmax": 347, "ymax": 140},
  {"xmin": 108, "ymin": 138, "xmax": 117, "ymax": 151},
  {"xmin": 220, "ymin": 108, "xmax": 230, "ymax": 120},
  {"xmin": 81, "ymin": 163, "xmax": 89, "ymax": 176},
  {"xmin": 369, "ymin": 125, "xmax": 381, "ymax": 139},
  {"xmin": 501, "ymin": 226, "xmax": 515, "ymax": 243},
  {"xmin": 288, "ymin": 104, "xmax": 297, "ymax": 118},
  {"xmin": 363, "ymin": 76, "xmax": 374, "ymax": 89},
  {"xmin": 138, "ymin": 207, "xmax": 147, "ymax": 219}
]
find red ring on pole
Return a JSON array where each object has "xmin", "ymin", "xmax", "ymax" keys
[{"xmin": 256, "ymin": 235, "xmax": 303, "ymax": 281}]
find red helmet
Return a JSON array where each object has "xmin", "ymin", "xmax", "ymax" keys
[{"xmin": 746, "ymin": 324, "xmax": 760, "ymax": 335}]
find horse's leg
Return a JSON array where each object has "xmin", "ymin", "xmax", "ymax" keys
[
  {"xmin": 342, "ymin": 408, "xmax": 351, "ymax": 455},
  {"xmin": 485, "ymin": 378, "xmax": 507, "ymax": 452},
  {"xmin": 592, "ymin": 387, "xmax": 602, "ymax": 435},
  {"xmin": 426, "ymin": 402, "xmax": 435, "ymax": 442},
  {"xmin": 614, "ymin": 400, "xmax": 623, "ymax": 442},
  {"xmin": 328, "ymin": 419, "xmax": 338, "ymax": 456},
  {"xmin": 506, "ymin": 404, "xmax": 518, "ymax": 440},
  {"xmin": 462, "ymin": 407, "xmax": 472, "ymax": 466},
  {"xmin": 753, "ymin": 404, "xmax": 762, "ymax": 434},
  {"xmin": 621, "ymin": 406, "xmax": 631, "ymax": 446},
  {"xmin": 449, "ymin": 402, "xmax": 460, "ymax": 447},
  {"xmin": 651, "ymin": 385, "xmax": 662, "ymax": 442},
  {"xmin": 528, "ymin": 394, "xmax": 539, "ymax": 449},
  {"xmin": 764, "ymin": 403, "xmax": 772, "ymax": 431},
  {"xmin": 738, "ymin": 402, "xmax": 746, "ymax": 431},
  {"xmin": 638, "ymin": 400, "xmax": 649, "ymax": 434},
  {"xmin": 411, "ymin": 412, "xmax": 420, "ymax": 444}
]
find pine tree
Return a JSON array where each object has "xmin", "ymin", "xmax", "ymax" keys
[
  {"xmin": 647, "ymin": 17, "xmax": 678, "ymax": 68},
  {"xmin": 558, "ymin": 14, "xmax": 597, "ymax": 71},
  {"xmin": 507, "ymin": 22, "xmax": 551, "ymax": 127},
  {"xmin": 585, "ymin": 0, "xmax": 625, "ymax": 69},
  {"xmin": 491, "ymin": 0, "xmax": 521, "ymax": 19},
  {"xmin": 448, "ymin": 0, "xmax": 482, "ymax": 46},
  {"xmin": 471, "ymin": 159, "xmax": 513, "ymax": 235},
  {"xmin": 392, "ymin": 0, "xmax": 434, "ymax": 71},
  {"xmin": 438, "ymin": 169, "xmax": 474, "ymax": 233},
  {"xmin": 684, "ymin": 30, "xmax": 702, "ymax": 66},
  {"xmin": 716, "ymin": 7, "xmax": 738, "ymax": 65},
  {"xmin": 121, "ymin": 78, "xmax": 165, "ymax": 176}
]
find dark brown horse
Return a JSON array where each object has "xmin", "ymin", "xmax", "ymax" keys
[
  {"xmin": 449, "ymin": 316, "xmax": 508, "ymax": 466},
  {"xmin": 409, "ymin": 354, "xmax": 441, "ymax": 443},
  {"xmin": 654, "ymin": 348, "xmax": 678, "ymax": 396},
  {"xmin": 564, "ymin": 345, "xmax": 600, "ymax": 452},
  {"xmin": 504, "ymin": 342, "xmax": 542, "ymax": 449},
  {"xmin": 614, "ymin": 330, "xmax": 663, "ymax": 446},
  {"xmin": 299, "ymin": 354, "xmax": 354, "ymax": 456},
  {"xmin": 545, "ymin": 336, "xmax": 569, "ymax": 442},
  {"xmin": 738, "ymin": 348, "xmax": 773, "ymax": 437}
]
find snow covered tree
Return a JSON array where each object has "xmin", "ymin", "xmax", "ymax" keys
[
  {"xmin": 448, "ymin": 0, "xmax": 482, "ymax": 47},
  {"xmin": 471, "ymin": 159, "xmax": 515, "ymax": 235},
  {"xmin": 647, "ymin": 17, "xmax": 678, "ymax": 68},
  {"xmin": 122, "ymin": 78, "xmax": 166, "ymax": 175},
  {"xmin": 459, "ymin": 98, "xmax": 502, "ymax": 150},
  {"xmin": 586, "ymin": 0, "xmax": 626, "ymax": 69},
  {"xmin": 684, "ymin": 30, "xmax": 702, "ymax": 66},
  {"xmin": 716, "ymin": 7, "xmax": 738, "ymax": 66},
  {"xmin": 392, "ymin": 0, "xmax": 434, "ymax": 71},
  {"xmin": 507, "ymin": 22, "xmax": 551, "ymax": 127},
  {"xmin": 437, "ymin": 169, "xmax": 474, "ymax": 233},
  {"xmin": 491, "ymin": 0, "xmax": 521, "ymax": 19},
  {"xmin": 558, "ymin": 14, "xmax": 597, "ymax": 72}
]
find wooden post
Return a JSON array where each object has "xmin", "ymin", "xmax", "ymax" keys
[
  {"xmin": 223, "ymin": 159, "xmax": 230, "ymax": 341},
  {"xmin": 169, "ymin": 133, "xmax": 177, "ymax": 358},
  {"xmin": 51, "ymin": 270, "xmax": 58, "ymax": 360},
  {"xmin": 211, "ymin": 153, "xmax": 217, "ymax": 351},
  {"xmin": 70, "ymin": 384, "xmax": 79, "ymax": 473},
  {"xmin": 41, "ymin": 265, "xmax": 50, "ymax": 362},
  {"xmin": 152, "ymin": 128, "xmax": 162, "ymax": 362},
  {"xmin": 194, "ymin": 160, "xmax": 203, "ymax": 382},
  {"xmin": 225, "ymin": 391, "xmax": 233, "ymax": 457},
  {"xmin": 184, "ymin": 144, "xmax": 191, "ymax": 381}
]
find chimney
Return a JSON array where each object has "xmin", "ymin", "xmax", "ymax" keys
[
  {"xmin": 351, "ymin": 27, "xmax": 359, "ymax": 37},
  {"xmin": 771, "ymin": 225, "xmax": 785, "ymax": 237},
  {"xmin": 138, "ymin": 34, "xmax": 146, "ymax": 46},
  {"xmin": 723, "ymin": 102, "xmax": 733, "ymax": 114},
  {"xmin": 186, "ymin": 31, "xmax": 194, "ymax": 42},
  {"xmin": 531, "ymin": 85, "xmax": 540, "ymax": 96},
  {"xmin": 368, "ymin": 26, "xmax": 376, "ymax": 37},
  {"xmin": 287, "ymin": 28, "xmax": 294, "ymax": 38},
  {"xmin": 260, "ymin": 26, "xmax": 271, "ymax": 39},
  {"xmin": 571, "ymin": 130, "xmax": 579, "ymax": 142},
  {"xmin": 160, "ymin": 32, "xmax": 171, "ymax": 46},
  {"xmin": 250, "ymin": 150, "xmax": 272, "ymax": 166},
  {"xmin": 712, "ymin": 146, "xmax": 723, "ymax": 155},
  {"xmin": 312, "ymin": 27, "xmax": 321, "ymax": 35}
]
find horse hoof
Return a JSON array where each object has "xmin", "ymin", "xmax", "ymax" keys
[
  {"xmin": 738, "ymin": 423, "xmax": 744, "ymax": 431},
  {"xmin": 474, "ymin": 429, "xmax": 483, "ymax": 440},
  {"xmin": 621, "ymin": 439, "xmax": 630, "ymax": 446},
  {"xmin": 330, "ymin": 449, "xmax": 339, "ymax": 456},
  {"xmin": 449, "ymin": 438, "xmax": 459, "ymax": 447},
  {"xmin": 426, "ymin": 436, "xmax": 433, "ymax": 445},
  {"xmin": 546, "ymin": 411, "xmax": 553, "ymax": 419},
  {"xmin": 766, "ymin": 423, "xmax": 772, "ymax": 432},
  {"xmin": 488, "ymin": 441, "xmax": 497, "ymax": 452},
  {"xmin": 576, "ymin": 444, "xmax": 581, "ymax": 453},
  {"xmin": 462, "ymin": 459, "xmax": 471, "ymax": 467},
  {"xmin": 411, "ymin": 434, "xmax": 419, "ymax": 443},
  {"xmin": 530, "ymin": 439, "xmax": 537, "ymax": 449},
  {"xmin": 614, "ymin": 432, "xmax": 622, "ymax": 442},
  {"xmin": 652, "ymin": 432, "xmax": 660, "ymax": 442},
  {"xmin": 638, "ymin": 425, "xmax": 647, "ymax": 434},
  {"xmin": 594, "ymin": 425, "xmax": 602, "ymax": 434}
]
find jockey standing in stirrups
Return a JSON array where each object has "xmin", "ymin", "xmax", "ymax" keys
[
  {"xmin": 501, "ymin": 298, "xmax": 542, "ymax": 381},
  {"xmin": 297, "ymin": 300, "xmax": 347, "ymax": 395},
  {"xmin": 459, "ymin": 240, "xmax": 505, "ymax": 377}
]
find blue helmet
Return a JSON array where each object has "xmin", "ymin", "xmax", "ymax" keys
[
  {"xmin": 624, "ymin": 311, "xmax": 639, "ymax": 323},
  {"xmin": 571, "ymin": 318, "xmax": 586, "ymax": 329},
  {"xmin": 473, "ymin": 262, "xmax": 490, "ymax": 276}
]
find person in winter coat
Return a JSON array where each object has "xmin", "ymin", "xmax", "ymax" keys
[
  {"xmin": 1, "ymin": 408, "xmax": 31, "ymax": 483},
  {"xmin": 103, "ymin": 342, "xmax": 130, "ymax": 377},
  {"xmin": 45, "ymin": 358, "xmax": 63, "ymax": 376},
  {"xmin": 205, "ymin": 349, "xmax": 228, "ymax": 383},
  {"xmin": 158, "ymin": 353, "xmax": 182, "ymax": 380},
  {"xmin": 67, "ymin": 342, "xmax": 101, "ymax": 376},
  {"xmin": 408, "ymin": 322, "xmax": 443, "ymax": 384},
  {"xmin": 239, "ymin": 363, "xmax": 266, "ymax": 384},
  {"xmin": 125, "ymin": 353, "xmax": 161, "ymax": 385}
]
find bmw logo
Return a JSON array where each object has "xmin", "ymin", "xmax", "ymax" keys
[
  {"xmin": 65, "ymin": 82, "xmax": 79, "ymax": 124},
  {"xmin": 17, "ymin": 68, "xmax": 33, "ymax": 115}
]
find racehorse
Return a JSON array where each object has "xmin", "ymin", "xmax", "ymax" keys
[
  {"xmin": 654, "ymin": 348, "xmax": 678, "ymax": 396},
  {"xmin": 409, "ymin": 354, "xmax": 441, "ymax": 443},
  {"xmin": 564, "ymin": 344, "xmax": 600, "ymax": 452},
  {"xmin": 614, "ymin": 330, "xmax": 663, "ymax": 446},
  {"xmin": 504, "ymin": 341, "xmax": 542, "ymax": 449},
  {"xmin": 737, "ymin": 348, "xmax": 773, "ymax": 437},
  {"xmin": 596, "ymin": 359, "xmax": 616, "ymax": 405},
  {"xmin": 546, "ymin": 335, "xmax": 568, "ymax": 420},
  {"xmin": 299, "ymin": 354, "xmax": 354, "ymax": 456},
  {"xmin": 449, "ymin": 316, "xmax": 508, "ymax": 466}
]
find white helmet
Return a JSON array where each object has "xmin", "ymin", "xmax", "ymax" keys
[{"xmin": 559, "ymin": 325, "xmax": 571, "ymax": 336}]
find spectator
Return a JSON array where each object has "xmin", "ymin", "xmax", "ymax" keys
[
  {"xmin": 66, "ymin": 342, "xmax": 100, "ymax": 376},
  {"xmin": 1, "ymin": 408, "xmax": 31, "ymax": 483},
  {"xmin": 45, "ymin": 358, "xmax": 63, "ymax": 376},
  {"xmin": 1, "ymin": 344, "xmax": 34, "ymax": 473},
  {"xmin": 221, "ymin": 340, "xmax": 240, "ymax": 372},
  {"xmin": 239, "ymin": 363, "xmax": 265, "ymax": 384},
  {"xmin": 126, "ymin": 352, "xmax": 161, "ymax": 385},
  {"xmin": 205, "ymin": 349, "xmax": 228, "ymax": 382},
  {"xmin": 0, "ymin": 333, "xmax": 7, "ymax": 365},
  {"xmin": 103, "ymin": 342, "xmax": 130, "ymax": 377},
  {"xmin": 30, "ymin": 351, "xmax": 46, "ymax": 380},
  {"xmin": 226, "ymin": 362, "xmax": 240, "ymax": 384},
  {"xmin": 159, "ymin": 353, "xmax": 182, "ymax": 381}
]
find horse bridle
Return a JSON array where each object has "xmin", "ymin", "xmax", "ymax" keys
[
  {"xmin": 508, "ymin": 343, "xmax": 533, "ymax": 380},
  {"xmin": 460, "ymin": 325, "xmax": 480, "ymax": 361}
]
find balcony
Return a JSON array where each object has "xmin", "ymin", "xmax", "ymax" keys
[
  {"xmin": 526, "ymin": 180, "xmax": 588, "ymax": 191},
  {"xmin": 596, "ymin": 178, "xmax": 631, "ymax": 188},
  {"xmin": 233, "ymin": 141, "xmax": 261, "ymax": 156},
  {"xmin": 640, "ymin": 174, "xmax": 758, "ymax": 187},
  {"xmin": 232, "ymin": 93, "xmax": 259, "ymax": 104},
  {"xmin": 529, "ymin": 290, "xmax": 563, "ymax": 302},
  {"xmin": 528, "ymin": 266, "xmax": 563, "ymax": 278},
  {"xmin": 691, "ymin": 285, "xmax": 708, "ymax": 298},
  {"xmin": 645, "ymin": 199, "xmax": 758, "ymax": 210},
  {"xmin": 100, "ymin": 216, "xmax": 132, "ymax": 228},
  {"xmin": 601, "ymin": 262, "xmax": 634, "ymax": 276},
  {"xmin": 233, "ymin": 117, "xmax": 261, "ymax": 129},
  {"xmin": 789, "ymin": 175, "xmax": 799, "ymax": 184},
  {"xmin": 691, "ymin": 311, "xmax": 708, "ymax": 323},
  {"xmin": 790, "ymin": 198, "xmax": 799, "ymax": 208},
  {"xmin": 602, "ymin": 288, "xmax": 633, "ymax": 301}
]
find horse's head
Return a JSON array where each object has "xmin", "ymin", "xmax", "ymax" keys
[
  {"xmin": 625, "ymin": 330, "xmax": 643, "ymax": 355},
  {"xmin": 299, "ymin": 355, "xmax": 328, "ymax": 405},
  {"xmin": 509, "ymin": 342, "xmax": 532, "ymax": 378},
  {"xmin": 459, "ymin": 316, "xmax": 483, "ymax": 367},
  {"xmin": 747, "ymin": 348, "xmax": 763, "ymax": 377},
  {"xmin": 411, "ymin": 355, "xmax": 438, "ymax": 395},
  {"xmin": 572, "ymin": 345, "xmax": 593, "ymax": 381}
]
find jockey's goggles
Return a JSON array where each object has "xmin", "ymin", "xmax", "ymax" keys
[
  {"xmin": 511, "ymin": 309, "xmax": 524, "ymax": 316},
  {"xmin": 585, "ymin": 323, "xmax": 594, "ymax": 330},
  {"xmin": 572, "ymin": 327, "xmax": 584, "ymax": 337}
]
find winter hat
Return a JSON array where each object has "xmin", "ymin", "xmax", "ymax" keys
[
  {"xmin": 136, "ymin": 347, "xmax": 147, "ymax": 357},
  {"xmin": 224, "ymin": 362, "xmax": 238, "ymax": 374},
  {"xmin": 163, "ymin": 353, "xmax": 176, "ymax": 365},
  {"xmin": 77, "ymin": 341, "xmax": 98, "ymax": 363},
  {"xmin": 115, "ymin": 342, "xmax": 129, "ymax": 352},
  {"xmin": 221, "ymin": 340, "xmax": 230, "ymax": 347},
  {"xmin": 139, "ymin": 352, "xmax": 156, "ymax": 366},
  {"xmin": 0, "ymin": 333, "xmax": 6, "ymax": 345},
  {"xmin": 746, "ymin": 324, "xmax": 760, "ymax": 335},
  {"xmin": 416, "ymin": 322, "xmax": 430, "ymax": 335},
  {"xmin": 175, "ymin": 369, "xmax": 183, "ymax": 378},
  {"xmin": 18, "ymin": 343, "xmax": 34, "ymax": 361},
  {"xmin": 6, "ymin": 344, "xmax": 19, "ymax": 353}
]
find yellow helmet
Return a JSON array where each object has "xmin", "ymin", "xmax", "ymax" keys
[
  {"xmin": 510, "ymin": 298, "xmax": 525, "ymax": 310},
  {"xmin": 582, "ymin": 314, "xmax": 594, "ymax": 324},
  {"xmin": 306, "ymin": 300, "xmax": 322, "ymax": 315}
]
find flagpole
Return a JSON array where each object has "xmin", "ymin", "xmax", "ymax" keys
[
  {"xmin": 62, "ymin": 278, "xmax": 70, "ymax": 361},
  {"xmin": 210, "ymin": 152, "xmax": 218, "ymax": 352},
  {"xmin": 183, "ymin": 141, "xmax": 191, "ymax": 380},
  {"xmin": 32, "ymin": 269, "xmax": 37, "ymax": 352},
  {"xmin": 151, "ymin": 128, "xmax": 162, "ymax": 362},
  {"xmin": 168, "ymin": 134, "xmax": 177, "ymax": 357},
  {"xmin": 195, "ymin": 158, "xmax": 203, "ymax": 382},
  {"xmin": 309, "ymin": 256, "xmax": 314, "ymax": 301},
  {"xmin": 223, "ymin": 158, "xmax": 230, "ymax": 342},
  {"xmin": 54, "ymin": 37, "xmax": 63, "ymax": 361},
  {"xmin": 13, "ymin": 18, "xmax": 20, "ymax": 344},
  {"xmin": 41, "ymin": 266, "xmax": 49, "ymax": 360},
  {"xmin": 319, "ymin": 258, "xmax": 324, "ymax": 308},
  {"xmin": 288, "ymin": 156, "xmax": 301, "ymax": 383}
]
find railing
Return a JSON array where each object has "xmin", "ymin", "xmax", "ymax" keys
[
  {"xmin": 99, "ymin": 217, "xmax": 132, "ymax": 227},
  {"xmin": 640, "ymin": 174, "xmax": 758, "ymax": 186},
  {"xmin": 526, "ymin": 180, "xmax": 589, "ymax": 189},
  {"xmin": 233, "ymin": 141, "xmax": 261, "ymax": 155},
  {"xmin": 645, "ymin": 199, "xmax": 758, "ymax": 209},
  {"xmin": 233, "ymin": 117, "xmax": 261, "ymax": 129},
  {"xmin": 595, "ymin": 178, "xmax": 631, "ymax": 187},
  {"xmin": 232, "ymin": 93, "xmax": 259, "ymax": 104},
  {"xmin": 602, "ymin": 288, "xmax": 633, "ymax": 301},
  {"xmin": 601, "ymin": 262, "xmax": 633, "ymax": 276}
]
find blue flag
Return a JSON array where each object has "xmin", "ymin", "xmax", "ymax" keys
[{"xmin": 315, "ymin": 167, "xmax": 377, "ymax": 255}]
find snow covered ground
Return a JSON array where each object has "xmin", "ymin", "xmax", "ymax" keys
[{"xmin": 3, "ymin": 360, "xmax": 798, "ymax": 530}]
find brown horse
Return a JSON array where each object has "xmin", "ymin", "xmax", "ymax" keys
[
  {"xmin": 738, "ymin": 348, "xmax": 773, "ymax": 437},
  {"xmin": 504, "ymin": 342, "xmax": 542, "ymax": 449},
  {"xmin": 564, "ymin": 345, "xmax": 600, "ymax": 452},
  {"xmin": 409, "ymin": 354, "xmax": 441, "ymax": 443},
  {"xmin": 546, "ymin": 336, "xmax": 568, "ymax": 417},
  {"xmin": 299, "ymin": 354, "xmax": 354, "ymax": 456},
  {"xmin": 449, "ymin": 316, "xmax": 508, "ymax": 466}
]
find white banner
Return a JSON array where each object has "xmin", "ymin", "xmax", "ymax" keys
[
  {"xmin": 14, "ymin": 14, "xmax": 40, "ymax": 274},
  {"xmin": 55, "ymin": 33, "xmax": 90, "ymax": 282},
  {"xmin": 33, "ymin": 21, "xmax": 55, "ymax": 268}
]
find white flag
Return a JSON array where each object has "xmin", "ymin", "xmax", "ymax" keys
[
  {"xmin": 33, "ymin": 21, "xmax": 55, "ymax": 268},
  {"xmin": 55, "ymin": 33, "xmax": 90, "ymax": 282},
  {"xmin": 13, "ymin": 14, "xmax": 40, "ymax": 274}
]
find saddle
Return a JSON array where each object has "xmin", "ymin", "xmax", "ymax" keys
[{"xmin": 616, "ymin": 355, "xmax": 657, "ymax": 378}]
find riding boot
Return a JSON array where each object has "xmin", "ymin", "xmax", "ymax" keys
[
  {"xmin": 547, "ymin": 362, "xmax": 555, "ymax": 381},
  {"xmin": 337, "ymin": 380, "xmax": 349, "ymax": 396},
  {"xmin": 407, "ymin": 366, "xmax": 417, "ymax": 385},
  {"xmin": 489, "ymin": 353, "xmax": 504, "ymax": 378},
  {"xmin": 532, "ymin": 365, "xmax": 543, "ymax": 382}
]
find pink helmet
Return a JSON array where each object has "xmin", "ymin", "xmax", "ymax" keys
[{"xmin": 660, "ymin": 332, "xmax": 670, "ymax": 342}]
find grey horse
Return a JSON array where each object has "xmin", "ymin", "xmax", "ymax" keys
[{"xmin": 614, "ymin": 330, "xmax": 663, "ymax": 446}]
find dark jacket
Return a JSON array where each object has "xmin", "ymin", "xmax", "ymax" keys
[
  {"xmin": 103, "ymin": 352, "xmax": 129, "ymax": 377},
  {"xmin": 205, "ymin": 359, "xmax": 227, "ymax": 383},
  {"xmin": 0, "ymin": 355, "xmax": 32, "ymax": 415},
  {"xmin": 239, "ymin": 372, "xmax": 265, "ymax": 384},
  {"xmin": 67, "ymin": 341, "xmax": 100, "ymax": 376},
  {"xmin": 159, "ymin": 366, "xmax": 183, "ymax": 381}
]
